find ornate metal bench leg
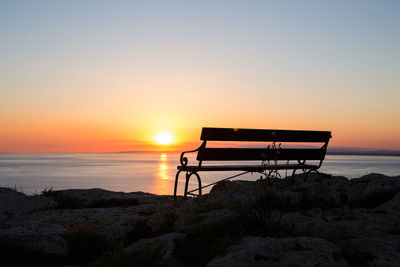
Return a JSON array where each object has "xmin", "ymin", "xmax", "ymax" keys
[
  {"xmin": 184, "ymin": 172, "xmax": 190, "ymax": 200},
  {"xmin": 174, "ymin": 171, "xmax": 182, "ymax": 200},
  {"xmin": 193, "ymin": 172, "xmax": 202, "ymax": 196},
  {"xmin": 183, "ymin": 172, "xmax": 202, "ymax": 200}
]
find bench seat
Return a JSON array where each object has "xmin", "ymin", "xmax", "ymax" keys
[{"xmin": 178, "ymin": 163, "xmax": 319, "ymax": 172}]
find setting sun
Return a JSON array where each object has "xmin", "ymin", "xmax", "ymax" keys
[{"xmin": 154, "ymin": 132, "xmax": 174, "ymax": 145}]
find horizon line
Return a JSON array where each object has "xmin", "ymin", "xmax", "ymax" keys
[{"xmin": 1, "ymin": 148, "xmax": 399, "ymax": 157}]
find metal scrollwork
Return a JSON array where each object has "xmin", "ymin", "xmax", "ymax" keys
[
  {"xmin": 180, "ymin": 154, "xmax": 188, "ymax": 166},
  {"xmin": 179, "ymin": 141, "xmax": 206, "ymax": 167}
]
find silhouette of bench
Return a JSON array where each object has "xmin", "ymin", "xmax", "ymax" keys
[{"xmin": 174, "ymin": 127, "xmax": 332, "ymax": 199}]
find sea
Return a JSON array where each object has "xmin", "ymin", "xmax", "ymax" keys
[{"xmin": 0, "ymin": 153, "xmax": 399, "ymax": 196}]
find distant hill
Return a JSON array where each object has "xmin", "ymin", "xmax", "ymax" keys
[{"xmin": 327, "ymin": 147, "xmax": 400, "ymax": 157}]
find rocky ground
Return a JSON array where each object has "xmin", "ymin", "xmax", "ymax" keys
[{"xmin": 1, "ymin": 173, "xmax": 400, "ymax": 266}]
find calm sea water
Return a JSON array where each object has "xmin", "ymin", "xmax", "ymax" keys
[{"xmin": 0, "ymin": 153, "xmax": 399, "ymax": 195}]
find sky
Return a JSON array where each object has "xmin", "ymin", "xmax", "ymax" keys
[{"xmin": 1, "ymin": 0, "xmax": 399, "ymax": 152}]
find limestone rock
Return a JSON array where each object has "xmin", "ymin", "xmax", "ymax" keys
[
  {"xmin": 289, "ymin": 182, "xmax": 341, "ymax": 206},
  {"xmin": 343, "ymin": 235, "xmax": 400, "ymax": 266},
  {"xmin": 206, "ymin": 236, "xmax": 347, "ymax": 267},
  {"xmin": 0, "ymin": 221, "xmax": 67, "ymax": 256},
  {"xmin": 361, "ymin": 173, "xmax": 400, "ymax": 195},
  {"xmin": 0, "ymin": 187, "xmax": 57, "ymax": 221},
  {"xmin": 342, "ymin": 174, "xmax": 400, "ymax": 205},
  {"xmin": 207, "ymin": 180, "xmax": 266, "ymax": 207},
  {"xmin": 174, "ymin": 208, "xmax": 239, "ymax": 233},
  {"xmin": 23, "ymin": 207, "xmax": 147, "ymax": 243},
  {"xmin": 2, "ymin": 173, "xmax": 400, "ymax": 266},
  {"xmin": 48, "ymin": 188, "xmax": 140, "ymax": 207},
  {"xmin": 124, "ymin": 232, "xmax": 185, "ymax": 265}
]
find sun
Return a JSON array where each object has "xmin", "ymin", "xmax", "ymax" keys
[{"xmin": 154, "ymin": 132, "xmax": 174, "ymax": 145}]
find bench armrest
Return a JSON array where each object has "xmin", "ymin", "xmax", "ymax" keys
[{"xmin": 179, "ymin": 141, "xmax": 206, "ymax": 167}]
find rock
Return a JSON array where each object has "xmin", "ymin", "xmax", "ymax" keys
[
  {"xmin": 207, "ymin": 180, "xmax": 266, "ymax": 207},
  {"xmin": 1, "ymin": 174, "xmax": 400, "ymax": 266},
  {"xmin": 281, "ymin": 208, "xmax": 368, "ymax": 240},
  {"xmin": 281, "ymin": 211, "xmax": 328, "ymax": 234},
  {"xmin": 368, "ymin": 192, "xmax": 400, "ymax": 234},
  {"xmin": 289, "ymin": 182, "xmax": 341, "ymax": 206},
  {"xmin": 53, "ymin": 188, "xmax": 137, "ymax": 200},
  {"xmin": 343, "ymin": 174, "xmax": 400, "ymax": 205},
  {"xmin": 47, "ymin": 188, "xmax": 177, "ymax": 209},
  {"xmin": 0, "ymin": 221, "xmax": 67, "ymax": 256},
  {"xmin": 343, "ymin": 235, "xmax": 400, "ymax": 266},
  {"xmin": 174, "ymin": 208, "xmax": 239, "ymax": 233},
  {"xmin": 22, "ymin": 207, "xmax": 147, "ymax": 243},
  {"xmin": 280, "ymin": 191, "xmax": 303, "ymax": 204},
  {"xmin": 124, "ymin": 232, "xmax": 185, "ymax": 265},
  {"xmin": 362, "ymin": 173, "xmax": 400, "ymax": 195},
  {"xmin": 0, "ymin": 187, "xmax": 57, "ymax": 221},
  {"xmin": 48, "ymin": 188, "xmax": 140, "ymax": 207},
  {"xmin": 0, "ymin": 187, "xmax": 25, "ymax": 197},
  {"xmin": 375, "ymin": 191, "xmax": 400, "ymax": 213},
  {"xmin": 206, "ymin": 236, "xmax": 347, "ymax": 267},
  {"xmin": 146, "ymin": 207, "xmax": 177, "ymax": 234}
]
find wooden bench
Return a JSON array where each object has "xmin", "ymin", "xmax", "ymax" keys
[{"xmin": 174, "ymin": 127, "xmax": 332, "ymax": 199}]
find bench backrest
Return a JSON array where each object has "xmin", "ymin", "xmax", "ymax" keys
[{"xmin": 196, "ymin": 127, "xmax": 331, "ymax": 162}]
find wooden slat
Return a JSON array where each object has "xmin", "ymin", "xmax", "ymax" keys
[
  {"xmin": 197, "ymin": 148, "xmax": 326, "ymax": 161},
  {"xmin": 200, "ymin": 127, "xmax": 331, "ymax": 142},
  {"xmin": 178, "ymin": 164, "xmax": 319, "ymax": 172}
]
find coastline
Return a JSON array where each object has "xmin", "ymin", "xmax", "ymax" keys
[{"xmin": 1, "ymin": 172, "xmax": 400, "ymax": 266}]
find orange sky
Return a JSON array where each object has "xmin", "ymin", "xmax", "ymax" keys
[
  {"xmin": 1, "ymin": 2, "xmax": 399, "ymax": 152},
  {"xmin": 1, "ymin": 111, "xmax": 399, "ymax": 152}
]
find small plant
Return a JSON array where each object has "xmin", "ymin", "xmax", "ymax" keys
[{"xmin": 239, "ymin": 190, "xmax": 293, "ymax": 237}]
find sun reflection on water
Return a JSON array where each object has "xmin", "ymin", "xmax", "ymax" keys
[
  {"xmin": 151, "ymin": 153, "xmax": 172, "ymax": 195},
  {"xmin": 159, "ymin": 163, "xmax": 168, "ymax": 180}
]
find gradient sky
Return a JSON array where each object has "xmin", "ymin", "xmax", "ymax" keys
[{"xmin": 1, "ymin": 0, "xmax": 399, "ymax": 152}]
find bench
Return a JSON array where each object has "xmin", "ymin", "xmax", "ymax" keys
[{"xmin": 174, "ymin": 127, "xmax": 332, "ymax": 199}]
